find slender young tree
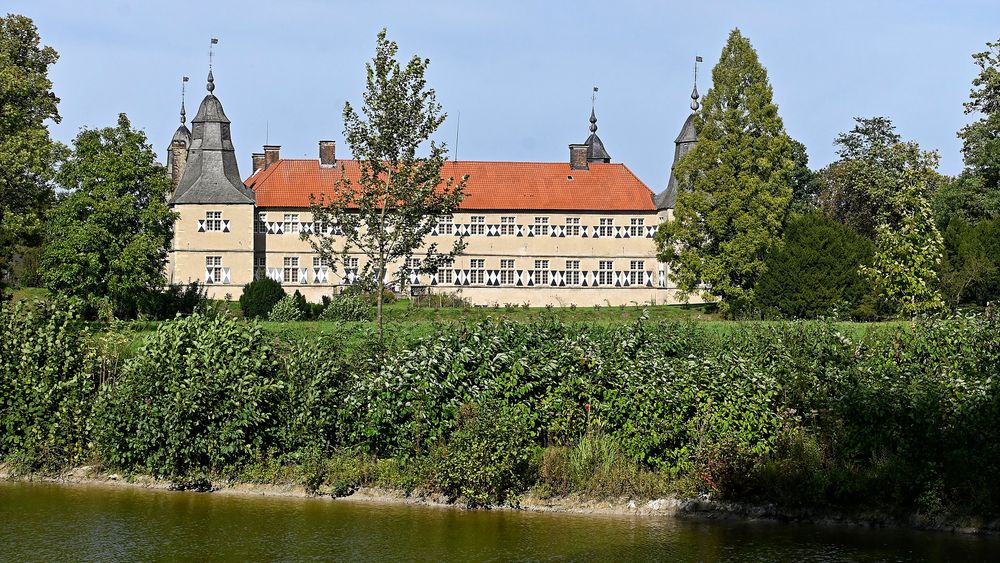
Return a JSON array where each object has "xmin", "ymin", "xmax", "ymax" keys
[
  {"xmin": 655, "ymin": 29, "xmax": 796, "ymax": 312},
  {"xmin": 304, "ymin": 30, "xmax": 467, "ymax": 337},
  {"xmin": 40, "ymin": 114, "xmax": 175, "ymax": 317}
]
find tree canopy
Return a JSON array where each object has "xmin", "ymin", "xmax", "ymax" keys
[
  {"xmin": 40, "ymin": 114, "xmax": 175, "ymax": 317},
  {"xmin": 655, "ymin": 28, "xmax": 796, "ymax": 312},
  {"xmin": 304, "ymin": 29, "xmax": 466, "ymax": 336},
  {"xmin": 0, "ymin": 14, "xmax": 65, "ymax": 294}
]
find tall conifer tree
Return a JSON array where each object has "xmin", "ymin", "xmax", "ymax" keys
[{"xmin": 655, "ymin": 29, "xmax": 795, "ymax": 311}]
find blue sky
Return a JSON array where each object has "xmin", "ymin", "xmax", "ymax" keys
[{"xmin": 9, "ymin": 0, "xmax": 999, "ymax": 190}]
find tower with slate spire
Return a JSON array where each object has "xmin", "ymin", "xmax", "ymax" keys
[
  {"xmin": 167, "ymin": 77, "xmax": 191, "ymax": 189},
  {"xmin": 585, "ymin": 88, "xmax": 611, "ymax": 163},
  {"xmin": 655, "ymin": 58, "xmax": 702, "ymax": 213},
  {"xmin": 167, "ymin": 53, "xmax": 256, "ymax": 294}
]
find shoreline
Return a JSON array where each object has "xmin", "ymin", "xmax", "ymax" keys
[{"xmin": 3, "ymin": 465, "xmax": 999, "ymax": 536}]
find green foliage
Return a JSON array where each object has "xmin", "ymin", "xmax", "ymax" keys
[
  {"xmin": 304, "ymin": 29, "xmax": 467, "ymax": 337},
  {"xmin": 239, "ymin": 278, "xmax": 286, "ymax": 319},
  {"xmin": 40, "ymin": 114, "xmax": 174, "ymax": 317},
  {"xmin": 321, "ymin": 294, "xmax": 375, "ymax": 321},
  {"xmin": 0, "ymin": 300, "xmax": 98, "ymax": 469},
  {"xmin": 268, "ymin": 294, "xmax": 305, "ymax": 322},
  {"xmin": 0, "ymin": 14, "xmax": 66, "ymax": 297},
  {"xmin": 135, "ymin": 282, "xmax": 206, "ymax": 320},
  {"xmin": 93, "ymin": 315, "xmax": 284, "ymax": 476},
  {"xmin": 939, "ymin": 216, "xmax": 1000, "ymax": 307},
  {"xmin": 656, "ymin": 29, "xmax": 795, "ymax": 312},
  {"xmin": 951, "ymin": 37, "xmax": 1000, "ymax": 222},
  {"xmin": 434, "ymin": 402, "xmax": 537, "ymax": 507},
  {"xmin": 277, "ymin": 336, "xmax": 352, "ymax": 455},
  {"xmin": 754, "ymin": 212, "xmax": 874, "ymax": 319}
]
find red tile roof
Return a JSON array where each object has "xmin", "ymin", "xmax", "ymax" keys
[{"xmin": 245, "ymin": 159, "xmax": 656, "ymax": 211}]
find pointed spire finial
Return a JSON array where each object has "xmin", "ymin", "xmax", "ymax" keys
[
  {"xmin": 590, "ymin": 86, "xmax": 599, "ymax": 133},
  {"xmin": 180, "ymin": 76, "xmax": 189, "ymax": 124},
  {"xmin": 690, "ymin": 56, "xmax": 702, "ymax": 112},
  {"xmin": 207, "ymin": 38, "xmax": 219, "ymax": 93}
]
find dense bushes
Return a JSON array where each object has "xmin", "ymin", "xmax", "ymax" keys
[
  {"xmin": 94, "ymin": 315, "xmax": 285, "ymax": 476},
  {"xmin": 5, "ymin": 303, "xmax": 1000, "ymax": 515},
  {"xmin": 0, "ymin": 301, "xmax": 98, "ymax": 470},
  {"xmin": 239, "ymin": 278, "xmax": 285, "ymax": 319}
]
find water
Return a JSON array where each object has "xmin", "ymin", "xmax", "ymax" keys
[{"xmin": 1, "ymin": 482, "xmax": 997, "ymax": 562}]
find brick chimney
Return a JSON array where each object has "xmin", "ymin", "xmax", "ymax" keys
[
  {"xmin": 251, "ymin": 153, "xmax": 265, "ymax": 174},
  {"xmin": 263, "ymin": 145, "xmax": 281, "ymax": 169},
  {"xmin": 319, "ymin": 140, "xmax": 336, "ymax": 167},
  {"xmin": 569, "ymin": 144, "xmax": 589, "ymax": 170}
]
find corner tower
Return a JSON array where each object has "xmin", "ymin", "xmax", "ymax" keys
[
  {"xmin": 168, "ymin": 68, "xmax": 256, "ymax": 295},
  {"xmin": 167, "ymin": 76, "xmax": 191, "ymax": 189}
]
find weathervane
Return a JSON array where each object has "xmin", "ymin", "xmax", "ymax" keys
[
  {"xmin": 209, "ymin": 37, "xmax": 219, "ymax": 70},
  {"xmin": 180, "ymin": 76, "xmax": 189, "ymax": 124}
]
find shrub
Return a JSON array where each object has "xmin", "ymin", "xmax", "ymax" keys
[
  {"xmin": 268, "ymin": 295, "xmax": 305, "ymax": 321},
  {"xmin": 0, "ymin": 300, "xmax": 99, "ymax": 470},
  {"xmin": 435, "ymin": 401, "xmax": 537, "ymax": 507},
  {"xmin": 239, "ymin": 278, "xmax": 286, "ymax": 319},
  {"xmin": 94, "ymin": 314, "xmax": 284, "ymax": 476},
  {"xmin": 321, "ymin": 295, "xmax": 374, "ymax": 321},
  {"xmin": 136, "ymin": 282, "xmax": 206, "ymax": 320},
  {"xmin": 754, "ymin": 212, "xmax": 874, "ymax": 319}
]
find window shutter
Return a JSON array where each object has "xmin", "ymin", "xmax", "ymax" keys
[
  {"xmin": 222, "ymin": 219, "xmax": 231, "ymax": 233},
  {"xmin": 223, "ymin": 267, "xmax": 231, "ymax": 284},
  {"xmin": 197, "ymin": 220, "xmax": 206, "ymax": 232},
  {"xmin": 205, "ymin": 269, "xmax": 214, "ymax": 283},
  {"xmin": 299, "ymin": 267, "xmax": 308, "ymax": 284}
]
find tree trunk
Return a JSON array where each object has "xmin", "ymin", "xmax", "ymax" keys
[{"xmin": 376, "ymin": 264, "xmax": 385, "ymax": 341}]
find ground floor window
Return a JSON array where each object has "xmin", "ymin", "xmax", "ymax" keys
[
  {"xmin": 206, "ymin": 256, "xmax": 222, "ymax": 284},
  {"xmin": 283, "ymin": 257, "xmax": 299, "ymax": 283},
  {"xmin": 500, "ymin": 259, "xmax": 516, "ymax": 285},
  {"xmin": 565, "ymin": 260, "xmax": 580, "ymax": 285},
  {"xmin": 254, "ymin": 256, "xmax": 266, "ymax": 280},
  {"xmin": 598, "ymin": 260, "xmax": 614, "ymax": 285},
  {"xmin": 629, "ymin": 260, "xmax": 645, "ymax": 285},
  {"xmin": 534, "ymin": 260, "xmax": 550, "ymax": 285},
  {"xmin": 470, "ymin": 259, "xmax": 485, "ymax": 285}
]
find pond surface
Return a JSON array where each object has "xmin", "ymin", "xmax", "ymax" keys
[{"xmin": 1, "ymin": 482, "xmax": 998, "ymax": 562}]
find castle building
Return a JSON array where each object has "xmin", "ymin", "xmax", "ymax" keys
[{"xmin": 167, "ymin": 70, "xmax": 697, "ymax": 307}]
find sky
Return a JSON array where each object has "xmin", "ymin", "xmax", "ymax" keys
[{"xmin": 8, "ymin": 0, "xmax": 1000, "ymax": 191}]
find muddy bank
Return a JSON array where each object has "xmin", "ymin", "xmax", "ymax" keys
[{"xmin": 3, "ymin": 464, "xmax": 998, "ymax": 536}]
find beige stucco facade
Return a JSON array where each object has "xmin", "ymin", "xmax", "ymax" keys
[{"xmin": 170, "ymin": 204, "xmax": 691, "ymax": 307}]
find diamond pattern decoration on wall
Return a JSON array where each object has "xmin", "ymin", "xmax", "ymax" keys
[
  {"xmin": 515, "ymin": 270, "xmax": 525, "ymax": 286},
  {"xmin": 267, "ymin": 267, "xmax": 282, "ymax": 282},
  {"xmin": 222, "ymin": 267, "xmax": 231, "ymax": 284},
  {"xmin": 487, "ymin": 270, "xmax": 500, "ymax": 286},
  {"xmin": 314, "ymin": 268, "xmax": 329, "ymax": 283},
  {"xmin": 204, "ymin": 268, "xmax": 214, "ymax": 283},
  {"xmin": 299, "ymin": 267, "xmax": 309, "ymax": 284},
  {"xmin": 222, "ymin": 219, "xmax": 231, "ymax": 233},
  {"xmin": 486, "ymin": 225, "xmax": 500, "ymax": 237},
  {"xmin": 197, "ymin": 220, "xmax": 206, "ymax": 233},
  {"xmin": 516, "ymin": 225, "xmax": 526, "ymax": 237}
]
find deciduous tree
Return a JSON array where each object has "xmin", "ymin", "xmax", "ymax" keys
[
  {"xmin": 0, "ymin": 14, "xmax": 65, "ymax": 295},
  {"xmin": 304, "ymin": 30, "xmax": 466, "ymax": 337},
  {"xmin": 40, "ymin": 114, "xmax": 175, "ymax": 317},
  {"xmin": 655, "ymin": 29, "xmax": 795, "ymax": 312}
]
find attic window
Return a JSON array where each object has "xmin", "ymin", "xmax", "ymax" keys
[{"xmin": 567, "ymin": 175, "xmax": 574, "ymax": 181}]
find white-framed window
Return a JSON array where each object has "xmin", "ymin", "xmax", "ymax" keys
[
  {"xmin": 206, "ymin": 256, "xmax": 222, "ymax": 283},
  {"xmin": 344, "ymin": 256, "xmax": 359, "ymax": 282},
  {"xmin": 470, "ymin": 258, "xmax": 485, "ymax": 285},
  {"xmin": 469, "ymin": 215, "xmax": 485, "ymax": 235},
  {"xmin": 254, "ymin": 255, "xmax": 266, "ymax": 280},
  {"xmin": 254, "ymin": 212, "xmax": 267, "ymax": 234},
  {"xmin": 629, "ymin": 260, "xmax": 645, "ymax": 285},
  {"xmin": 283, "ymin": 257, "xmax": 299, "ymax": 283},
  {"xmin": 565, "ymin": 260, "xmax": 580, "ymax": 285},
  {"xmin": 565, "ymin": 217, "xmax": 581, "ymax": 236},
  {"xmin": 598, "ymin": 260, "xmax": 614, "ymax": 286},
  {"xmin": 500, "ymin": 216, "xmax": 516, "ymax": 236},
  {"xmin": 437, "ymin": 268, "xmax": 453, "ymax": 285},
  {"xmin": 597, "ymin": 217, "xmax": 614, "ymax": 237},
  {"xmin": 534, "ymin": 216, "xmax": 550, "ymax": 236},
  {"xmin": 284, "ymin": 214, "xmax": 300, "ymax": 234},
  {"xmin": 438, "ymin": 215, "xmax": 453, "ymax": 235},
  {"xmin": 313, "ymin": 256, "xmax": 329, "ymax": 268},
  {"xmin": 629, "ymin": 218, "xmax": 645, "ymax": 237},
  {"xmin": 500, "ymin": 259, "xmax": 516, "ymax": 285},
  {"xmin": 205, "ymin": 211, "xmax": 223, "ymax": 232},
  {"xmin": 534, "ymin": 259, "xmax": 550, "ymax": 285}
]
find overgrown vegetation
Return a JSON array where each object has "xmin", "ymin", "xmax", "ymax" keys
[{"xmin": 4, "ymin": 300, "xmax": 1000, "ymax": 517}]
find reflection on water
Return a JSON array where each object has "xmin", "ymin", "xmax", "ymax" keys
[{"xmin": 1, "ymin": 482, "xmax": 997, "ymax": 562}]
